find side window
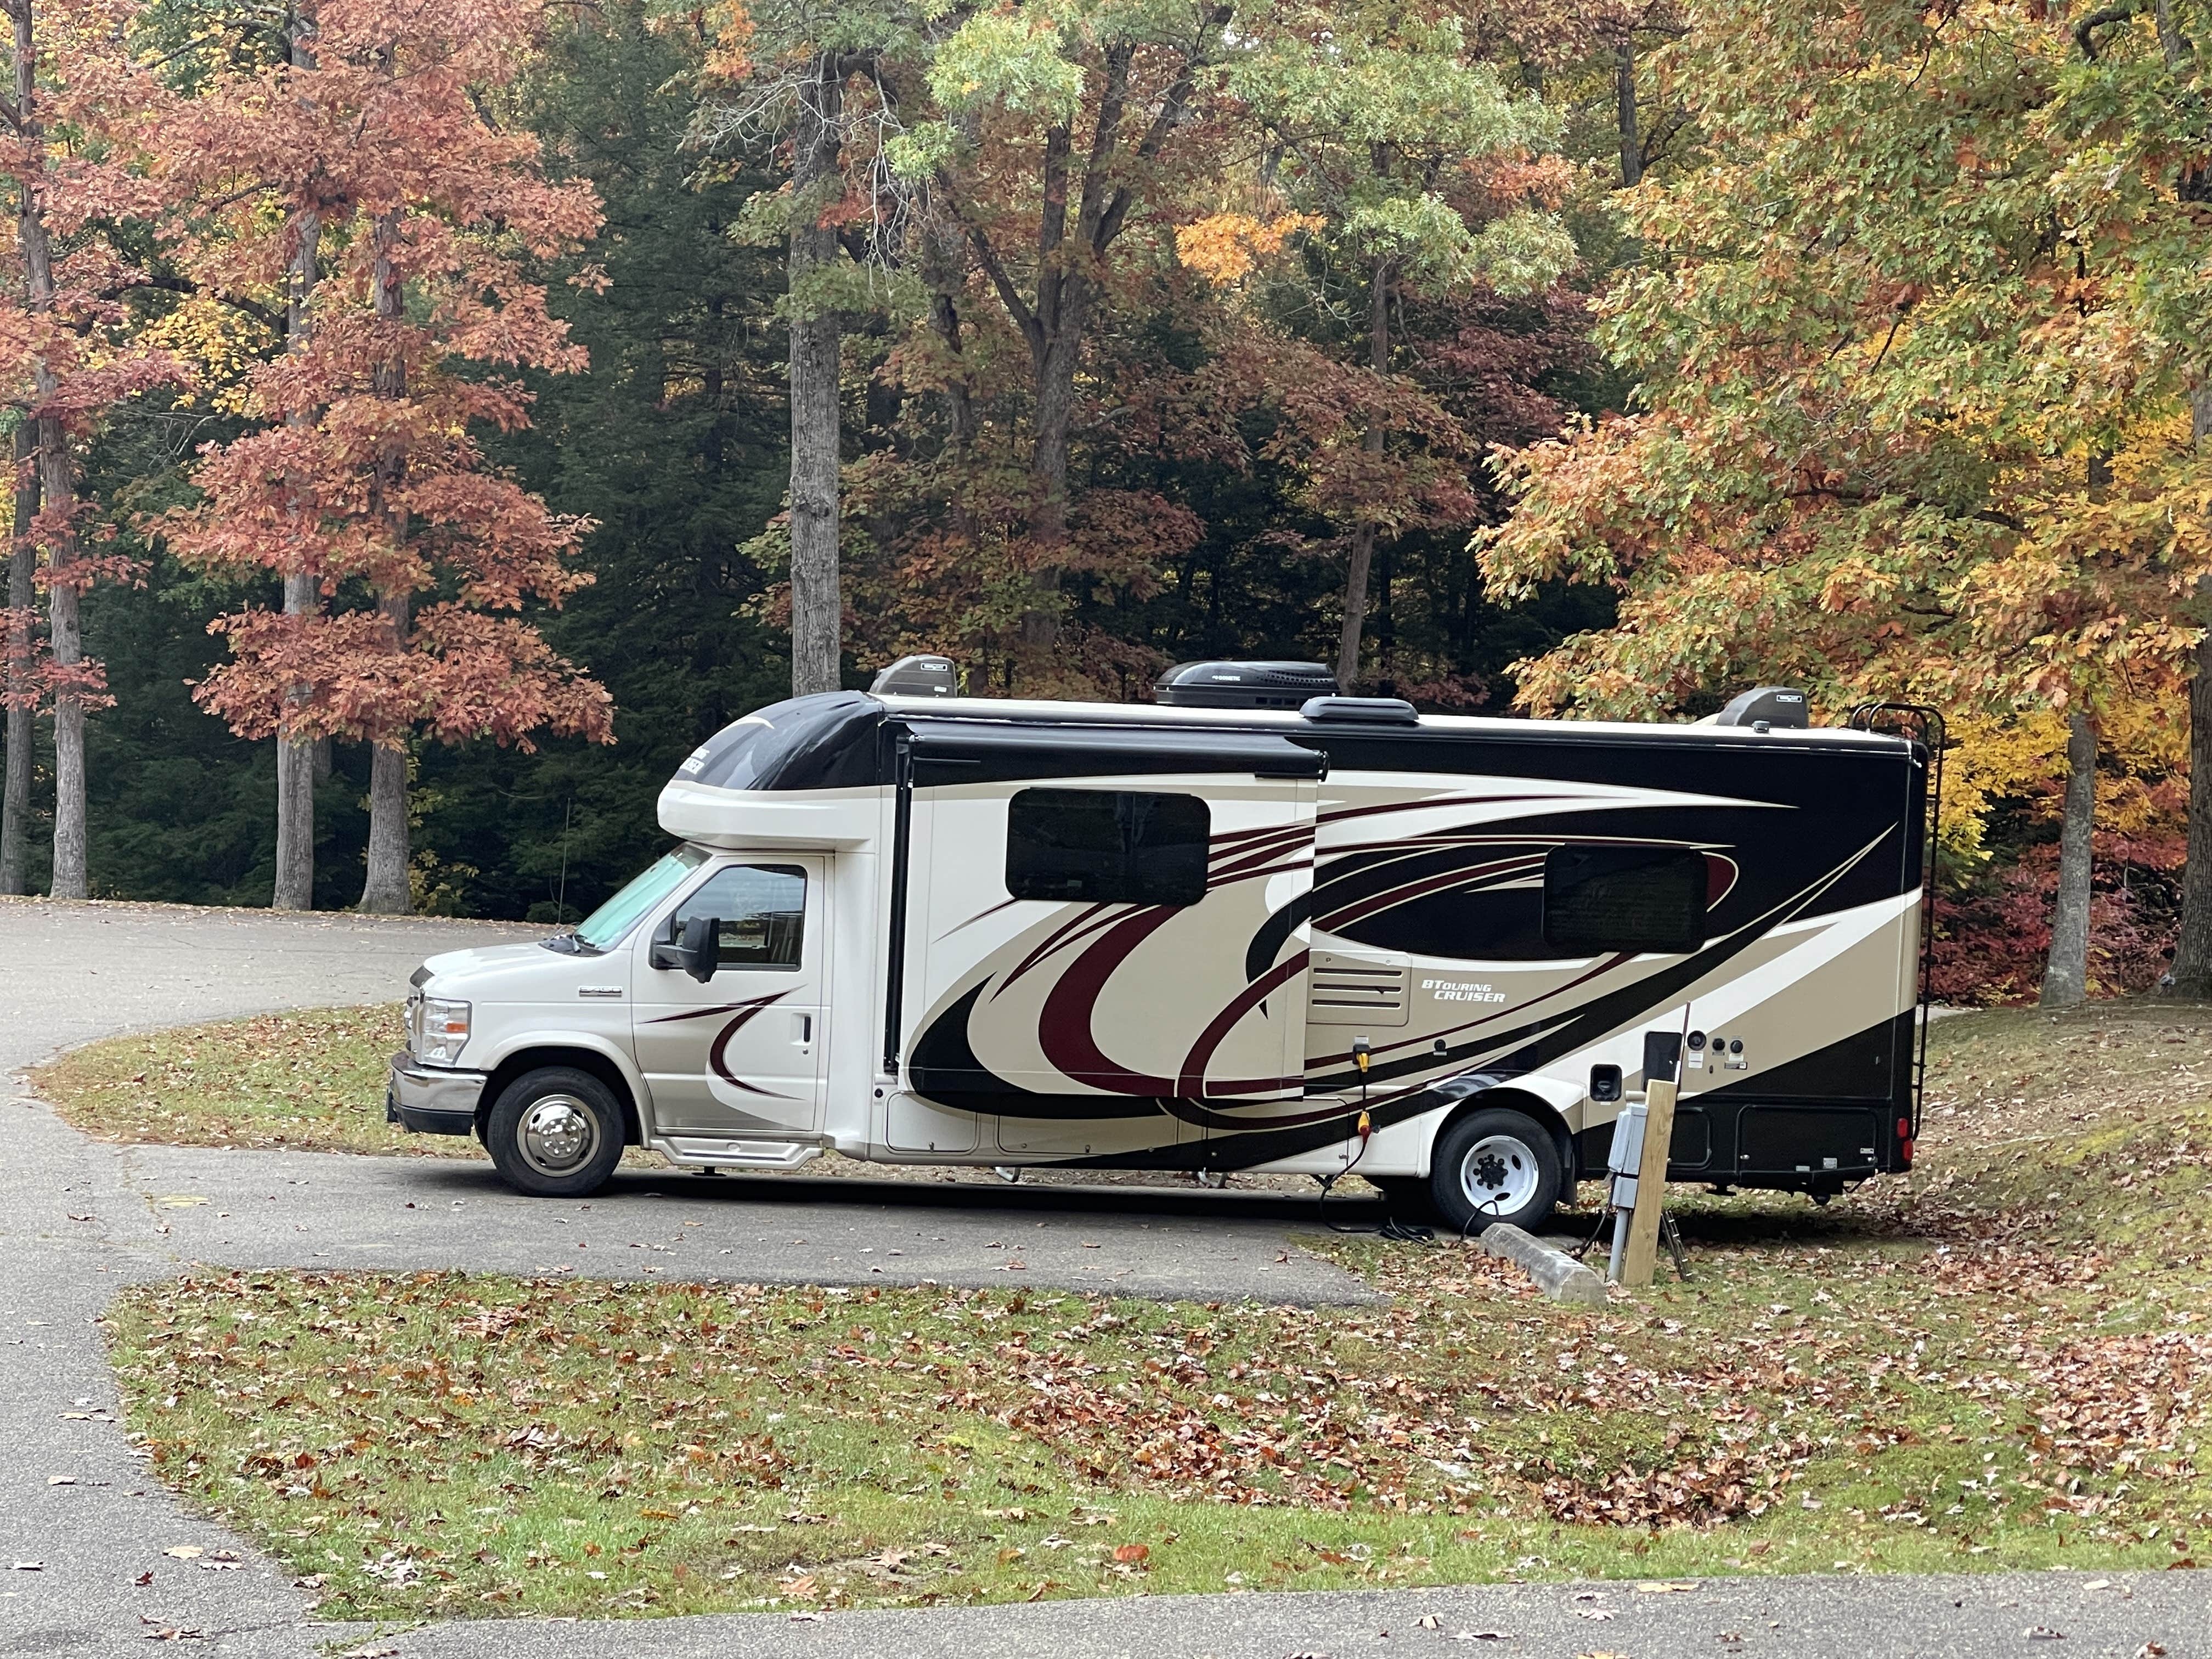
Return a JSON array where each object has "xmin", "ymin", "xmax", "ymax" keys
[
  {"xmin": 1542, "ymin": 845, "xmax": 1708, "ymax": 956},
  {"xmin": 1006, "ymin": 788, "xmax": 1210, "ymax": 907},
  {"xmin": 669, "ymin": 864, "xmax": 806, "ymax": 968}
]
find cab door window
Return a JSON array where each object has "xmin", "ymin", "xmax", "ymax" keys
[{"xmin": 668, "ymin": 864, "xmax": 806, "ymax": 969}]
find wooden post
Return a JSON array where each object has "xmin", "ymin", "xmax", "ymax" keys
[{"xmin": 1620, "ymin": 1071, "xmax": 1678, "ymax": 1288}]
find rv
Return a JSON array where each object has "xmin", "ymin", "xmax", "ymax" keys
[{"xmin": 386, "ymin": 664, "xmax": 1934, "ymax": 1234}]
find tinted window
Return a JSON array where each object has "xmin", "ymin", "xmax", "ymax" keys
[
  {"xmin": 670, "ymin": 864, "xmax": 807, "ymax": 968},
  {"xmin": 1542, "ymin": 845, "xmax": 1707, "ymax": 955},
  {"xmin": 1006, "ymin": 789, "xmax": 1210, "ymax": 906}
]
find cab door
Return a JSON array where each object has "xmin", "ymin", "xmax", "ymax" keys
[{"xmin": 631, "ymin": 856, "xmax": 828, "ymax": 1137}]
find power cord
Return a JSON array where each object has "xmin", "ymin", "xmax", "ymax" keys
[{"xmin": 1315, "ymin": 1040, "xmax": 1438, "ymax": 1243}]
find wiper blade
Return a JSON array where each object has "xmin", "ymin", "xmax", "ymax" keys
[{"xmin": 540, "ymin": 933, "xmax": 602, "ymax": 956}]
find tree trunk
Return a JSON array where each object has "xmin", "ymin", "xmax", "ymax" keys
[
  {"xmin": 1615, "ymin": 35, "xmax": 1643, "ymax": 188},
  {"xmin": 1020, "ymin": 319, "xmax": 1086, "ymax": 656},
  {"xmin": 273, "ymin": 19, "xmax": 320, "ymax": 910},
  {"xmin": 271, "ymin": 603, "xmax": 317, "ymax": 910},
  {"xmin": 358, "ymin": 209, "xmax": 412, "ymax": 913},
  {"xmin": 2040, "ymin": 709, "xmax": 2096, "ymax": 1008},
  {"xmin": 42, "ymin": 409, "xmax": 82, "ymax": 899},
  {"xmin": 1334, "ymin": 258, "xmax": 1392, "ymax": 693},
  {"xmin": 2, "ymin": 421, "xmax": 39, "ymax": 894},
  {"xmin": 14, "ymin": 0, "xmax": 84, "ymax": 899},
  {"xmin": 359, "ymin": 697, "xmax": 411, "ymax": 913},
  {"xmin": 2170, "ymin": 385, "xmax": 2212, "ymax": 995},
  {"xmin": 786, "ymin": 53, "xmax": 843, "ymax": 699}
]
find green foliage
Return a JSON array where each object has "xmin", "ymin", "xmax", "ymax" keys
[{"xmin": 7, "ymin": 0, "xmax": 1630, "ymax": 915}]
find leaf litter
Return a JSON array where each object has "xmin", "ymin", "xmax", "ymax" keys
[{"xmin": 98, "ymin": 1001, "xmax": 2212, "ymax": 1620}]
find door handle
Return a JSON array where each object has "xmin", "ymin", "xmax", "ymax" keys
[{"xmin": 794, "ymin": 1012, "xmax": 812, "ymax": 1045}]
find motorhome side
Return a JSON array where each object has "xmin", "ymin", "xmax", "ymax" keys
[{"xmin": 386, "ymin": 689, "xmax": 1930, "ymax": 1232}]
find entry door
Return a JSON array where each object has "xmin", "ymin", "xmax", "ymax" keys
[
  {"xmin": 631, "ymin": 856, "xmax": 828, "ymax": 1137},
  {"xmin": 907, "ymin": 776, "xmax": 1315, "ymax": 1157}
]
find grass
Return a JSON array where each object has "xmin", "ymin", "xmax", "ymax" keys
[
  {"xmin": 98, "ymin": 1000, "xmax": 2212, "ymax": 1622},
  {"xmin": 34, "ymin": 1005, "xmax": 445, "ymax": 1158}
]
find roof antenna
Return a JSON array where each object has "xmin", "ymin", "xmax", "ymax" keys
[{"xmin": 556, "ymin": 795, "xmax": 573, "ymax": 924}]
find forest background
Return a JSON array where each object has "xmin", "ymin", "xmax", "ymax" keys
[{"xmin": 0, "ymin": 0, "xmax": 2199, "ymax": 1007}]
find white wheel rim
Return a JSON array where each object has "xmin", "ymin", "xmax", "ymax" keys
[
  {"xmin": 1459, "ymin": 1132, "xmax": 1541, "ymax": 1217},
  {"xmin": 520, "ymin": 1094, "xmax": 599, "ymax": 1176}
]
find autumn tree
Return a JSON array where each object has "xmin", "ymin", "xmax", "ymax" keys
[
  {"xmin": 1219, "ymin": 1, "xmax": 1575, "ymax": 690},
  {"xmin": 0, "ymin": 0, "xmax": 185, "ymax": 899},
  {"xmin": 1481, "ymin": 0, "xmax": 2212, "ymax": 1000},
  {"xmin": 161, "ymin": 0, "xmax": 612, "ymax": 913},
  {"xmin": 691, "ymin": 0, "xmax": 916, "ymax": 699}
]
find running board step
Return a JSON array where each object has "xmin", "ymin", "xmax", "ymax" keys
[{"xmin": 654, "ymin": 1138, "xmax": 823, "ymax": 1170}]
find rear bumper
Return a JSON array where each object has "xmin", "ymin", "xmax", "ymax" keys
[{"xmin": 385, "ymin": 1051, "xmax": 486, "ymax": 1136}]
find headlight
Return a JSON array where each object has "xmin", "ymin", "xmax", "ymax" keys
[{"xmin": 417, "ymin": 997, "xmax": 471, "ymax": 1065}]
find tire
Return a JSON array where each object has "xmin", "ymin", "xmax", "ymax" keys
[
  {"xmin": 483, "ymin": 1067, "xmax": 626, "ymax": 1198},
  {"xmin": 1427, "ymin": 1105, "xmax": 1564, "ymax": 1235}
]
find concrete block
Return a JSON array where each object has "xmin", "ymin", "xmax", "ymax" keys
[{"xmin": 1477, "ymin": 1221, "xmax": 1606, "ymax": 1307}]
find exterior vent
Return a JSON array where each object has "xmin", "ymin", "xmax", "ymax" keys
[
  {"xmin": 1155, "ymin": 659, "xmax": 1336, "ymax": 709},
  {"xmin": 1301, "ymin": 695, "xmax": 1419, "ymax": 726},
  {"xmin": 1307, "ymin": 951, "xmax": 1410, "ymax": 1027}
]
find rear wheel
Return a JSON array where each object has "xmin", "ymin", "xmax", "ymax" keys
[
  {"xmin": 1427, "ymin": 1105, "xmax": 1562, "ymax": 1235},
  {"xmin": 483, "ymin": 1067, "xmax": 625, "ymax": 1198}
]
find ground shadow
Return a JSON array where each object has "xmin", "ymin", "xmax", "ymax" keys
[{"xmin": 393, "ymin": 1160, "xmax": 1397, "ymax": 1226}]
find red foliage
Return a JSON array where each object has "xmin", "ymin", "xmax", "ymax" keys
[
  {"xmin": 1929, "ymin": 836, "xmax": 2180, "ymax": 1006},
  {"xmin": 159, "ymin": 0, "xmax": 611, "ymax": 753}
]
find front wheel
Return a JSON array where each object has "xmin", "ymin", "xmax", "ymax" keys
[
  {"xmin": 1427, "ymin": 1106, "xmax": 1562, "ymax": 1236},
  {"xmin": 483, "ymin": 1067, "xmax": 625, "ymax": 1197}
]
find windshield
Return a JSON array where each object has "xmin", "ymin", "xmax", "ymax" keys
[{"xmin": 570, "ymin": 845, "xmax": 709, "ymax": 952}]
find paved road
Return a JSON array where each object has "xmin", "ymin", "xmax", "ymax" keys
[
  {"xmin": 2, "ymin": 899, "xmax": 2204, "ymax": 1658},
  {"xmin": 399, "ymin": 1570, "xmax": 2206, "ymax": 1658}
]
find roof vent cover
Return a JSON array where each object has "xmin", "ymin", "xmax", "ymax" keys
[
  {"xmin": 1714, "ymin": 686, "xmax": 1810, "ymax": 729},
  {"xmin": 1154, "ymin": 659, "xmax": 1336, "ymax": 709},
  {"xmin": 871, "ymin": 654, "xmax": 960, "ymax": 697},
  {"xmin": 1301, "ymin": 695, "xmax": 1419, "ymax": 726}
]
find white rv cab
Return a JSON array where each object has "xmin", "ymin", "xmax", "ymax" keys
[{"xmin": 388, "ymin": 665, "xmax": 1932, "ymax": 1233}]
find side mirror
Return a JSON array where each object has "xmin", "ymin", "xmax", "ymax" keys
[
  {"xmin": 650, "ymin": 915, "xmax": 723, "ymax": 982},
  {"xmin": 680, "ymin": 915, "xmax": 720, "ymax": 983}
]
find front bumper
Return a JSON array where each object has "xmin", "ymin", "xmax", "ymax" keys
[{"xmin": 385, "ymin": 1051, "xmax": 487, "ymax": 1136}]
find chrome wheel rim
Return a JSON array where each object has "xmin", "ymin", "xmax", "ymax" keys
[
  {"xmin": 519, "ymin": 1094, "xmax": 599, "ymax": 1177},
  {"xmin": 1459, "ymin": 1132, "xmax": 1541, "ymax": 1217}
]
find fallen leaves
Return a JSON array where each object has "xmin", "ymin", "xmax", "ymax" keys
[{"xmin": 85, "ymin": 1000, "xmax": 2212, "ymax": 1623}]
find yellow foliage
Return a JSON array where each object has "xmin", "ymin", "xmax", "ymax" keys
[
  {"xmin": 1939, "ymin": 692, "xmax": 2184, "ymax": 873},
  {"xmin": 1174, "ymin": 211, "xmax": 1320, "ymax": 285},
  {"xmin": 138, "ymin": 296, "xmax": 271, "ymax": 415}
]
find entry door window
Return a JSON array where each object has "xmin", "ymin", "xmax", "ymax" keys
[{"xmin": 668, "ymin": 864, "xmax": 806, "ymax": 968}]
